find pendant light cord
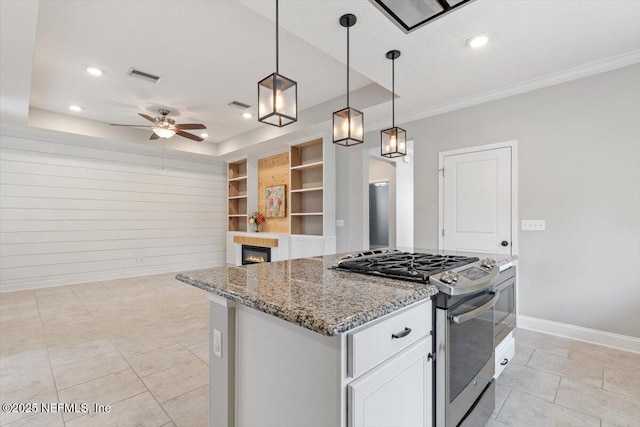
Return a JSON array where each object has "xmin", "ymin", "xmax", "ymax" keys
[
  {"xmin": 346, "ymin": 24, "xmax": 350, "ymax": 108},
  {"xmin": 392, "ymin": 56, "xmax": 395, "ymax": 127},
  {"xmin": 275, "ymin": 0, "xmax": 279, "ymax": 74}
]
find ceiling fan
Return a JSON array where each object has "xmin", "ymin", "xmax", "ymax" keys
[{"xmin": 110, "ymin": 109, "xmax": 207, "ymax": 141}]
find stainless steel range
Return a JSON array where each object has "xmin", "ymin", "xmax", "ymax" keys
[{"xmin": 334, "ymin": 249, "xmax": 500, "ymax": 427}]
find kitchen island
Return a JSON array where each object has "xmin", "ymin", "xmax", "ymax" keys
[{"xmin": 176, "ymin": 250, "xmax": 517, "ymax": 427}]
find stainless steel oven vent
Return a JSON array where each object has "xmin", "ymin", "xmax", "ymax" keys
[
  {"xmin": 370, "ymin": 0, "xmax": 474, "ymax": 33},
  {"xmin": 128, "ymin": 67, "xmax": 161, "ymax": 83}
]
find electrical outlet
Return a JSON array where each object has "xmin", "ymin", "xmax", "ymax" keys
[
  {"xmin": 213, "ymin": 329, "xmax": 222, "ymax": 358},
  {"xmin": 522, "ymin": 220, "xmax": 545, "ymax": 231},
  {"xmin": 336, "ymin": 219, "xmax": 344, "ymax": 227}
]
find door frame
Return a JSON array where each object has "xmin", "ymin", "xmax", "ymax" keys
[{"xmin": 437, "ymin": 140, "xmax": 519, "ymax": 255}]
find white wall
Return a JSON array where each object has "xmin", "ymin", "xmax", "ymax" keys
[
  {"xmin": 0, "ymin": 135, "xmax": 227, "ymax": 292},
  {"xmin": 409, "ymin": 64, "xmax": 639, "ymax": 338}
]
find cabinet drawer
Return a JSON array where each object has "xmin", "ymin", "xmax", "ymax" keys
[
  {"xmin": 348, "ymin": 300, "xmax": 431, "ymax": 378},
  {"xmin": 495, "ymin": 334, "xmax": 515, "ymax": 378}
]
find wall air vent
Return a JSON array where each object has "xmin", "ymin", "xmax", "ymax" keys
[
  {"xmin": 370, "ymin": 0, "xmax": 474, "ymax": 34},
  {"xmin": 228, "ymin": 101, "xmax": 251, "ymax": 110},
  {"xmin": 128, "ymin": 67, "xmax": 161, "ymax": 83}
]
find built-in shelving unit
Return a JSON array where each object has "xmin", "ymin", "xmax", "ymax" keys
[
  {"xmin": 228, "ymin": 159, "xmax": 248, "ymax": 232},
  {"xmin": 290, "ymin": 139, "xmax": 324, "ymax": 236}
]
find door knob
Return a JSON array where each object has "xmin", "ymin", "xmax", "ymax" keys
[{"xmin": 501, "ymin": 241, "xmax": 509, "ymax": 247}]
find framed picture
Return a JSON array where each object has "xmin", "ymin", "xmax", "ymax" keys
[{"xmin": 265, "ymin": 185, "xmax": 286, "ymax": 218}]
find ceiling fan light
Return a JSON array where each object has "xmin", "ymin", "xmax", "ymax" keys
[{"xmin": 152, "ymin": 127, "xmax": 176, "ymax": 139}]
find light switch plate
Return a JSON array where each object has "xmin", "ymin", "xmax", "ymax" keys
[
  {"xmin": 522, "ymin": 220, "xmax": 545, "ymax": 231},
  {"xmin": 336, "ymin": 219, "xmax": 344, "ymax": 227},
  {"xmin": 213, "ymin": 329, "xmax": 222, "ymax": 358}
]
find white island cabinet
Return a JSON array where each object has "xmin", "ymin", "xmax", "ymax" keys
[{"xmin": 208, "ymin": 295, "xmax": 433, "ymax": 427}]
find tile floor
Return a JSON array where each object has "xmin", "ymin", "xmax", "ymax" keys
[{"xmin": 1, "ymin": 274, "xmax": 639, "ymax": 427}]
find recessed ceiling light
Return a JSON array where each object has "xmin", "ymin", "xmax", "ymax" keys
[
  {"xmin": 200, "ymin": 133, "xmax": 209, "ymax": 138},
  {"xmin": 467, "ymin": 35, "xmax": 489, "ymax": 48},
  {"xmin": 86, "ymin": 67, "xmax": 103, "ymax": 76},
  {"xmin": 69, "ymin": 105, "xmax": 83, "ymax": 112},
  {"xmin": 242, "ymin": 112, "xmax": 252, "ymax": 119}
]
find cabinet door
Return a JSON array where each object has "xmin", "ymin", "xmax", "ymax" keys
[{"xmin": 349, "ymin": 338, "xmax": 432, "ymax": 427}]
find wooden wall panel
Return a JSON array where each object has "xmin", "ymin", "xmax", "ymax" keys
[{"xmin": 258, "ymin": 152, "xmax": 289, "ymax": 233}]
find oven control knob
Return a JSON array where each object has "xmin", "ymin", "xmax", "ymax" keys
[
  {"xmin": 440, "ymin": 271, "xmax": 459, "ymax": 284},
  {"xmin": 480, "ymin": 258, "xmax": 496, "ymax": 270}
]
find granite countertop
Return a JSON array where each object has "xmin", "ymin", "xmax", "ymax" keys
[{"xmin": 176, "ymin": 249, "xmax": 518, "ymax": 337}]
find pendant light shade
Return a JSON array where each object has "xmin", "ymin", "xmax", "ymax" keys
[
  {"xmin": 381, "ymin": 50, "xmax": 406, "ymax": 158},
  {"xmin": 258, "ymin": 0, "xmax": 297, "ymax": 127},
  {"xmin": 333, "ymin": 14, "xmax": 364, "ymax": 146}
]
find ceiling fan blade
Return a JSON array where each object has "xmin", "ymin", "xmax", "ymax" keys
[
  {"xmin": 149, "ymin": 133, "xmax": 160, "ymax": 140},
  {"xmin": 110, "ymin": 124, "xmax": 154, "ymax": 127},
  {"xmin": 175, "ymin": 123, "xmax": 206, "ymax": 130},
  {"xmin": 138, "ymin": 113, "xmax": 158, "ymax": 124},
  {"xmin": 176, "ymin": 130, "xmax": 203, "ymax": 142}
]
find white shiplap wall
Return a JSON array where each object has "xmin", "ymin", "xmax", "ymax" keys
[{"xmin": 0, "ymin": 135, "xmax": 226, "ymax": 292}]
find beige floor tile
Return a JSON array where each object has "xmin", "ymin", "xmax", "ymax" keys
[
  {"xmin": 65, "ymin": 392, "xmax": 171, "ymax": 427},
  {"xmin": 496, "ymin": 363, "xmax": 561, "ymax": 402},
  {"xmin": 52, "ymin": 351, "xmax": 130, "ymax": 390},
  {"xmin": 604, "ymin": 363, "xmax": 640, "ymax": 399},
  {"xmin": 515, "ymin": 329, "xmax": 572, "ymax": 357},
  {"xmin": 1, "ymin": 410, "xmax": 64, "ymax": 427},
  {"xmin": 527, "ymin": 349, "xmax": 603, "ymax": 388},
  {"xmin": 0, "ymin": 346, "xmax": 49, "ymax": 373},
  {"xmin": 112, "ymin": 330, "xmax": 177, "ymax": 357},
  {"xmin": 175, "ymin": 327, "xmax": 208, "ymax": 350},
  {"xmin": 491, "ymin": 383, "xmax": 511, "ymax": 419},
  {"xmin": 126, "ymin": 344, "xmax": 196, "ymax": 377},
  {"xmin": 0, "ymin": 290, "xmax": 36, "ymax": 306},
  {"xmin": 190, "ymin": 344, "xmax": 210, "ymax": 365},
  {"xmin": 57, "ymin": 369, "xmax": 147, "ymax": 422},
  {"xmin": 555, "ymin": 378, "xmax": 640, "ymax": 427},
  {"xmin": 511, "ymin": 343, "xmax": 534, "ymax": 366},
  {"xmin": 161, "ymin": 422, "xmax": 178, "ymax": 427},
  {"xmin": 160, "ymin": 316, "xmax": 208, "ymax": 337},
  {"xmin": 162, "ymin": 385, "xmax": 209, "ymax": 427},
  {"xmin": 142, "ymin": 359, "xmax": 209, "ymax": 403},
  {"xmin": 496, "ymin": 389, "xmax": 600, "ymax": 427},
  {"xmin": 0, "ymin": 366, "xmax": 58, "ymax": 425},
  {"xmin": 48, "ymin": 337, "xmax": 117, "ymax": 368}
]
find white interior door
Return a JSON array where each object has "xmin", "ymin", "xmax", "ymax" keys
[{"xmin": 442, "ymin": 146, "xmax": 513, "ymax": 255}]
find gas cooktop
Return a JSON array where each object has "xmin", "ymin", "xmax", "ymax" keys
[
  {"xmin": 333, "ymin": 249, "xmax": 479, "ymax": 284},
  {"xmin": 333, "ymin": 249, "xmax": 500, "ymax": 295}
]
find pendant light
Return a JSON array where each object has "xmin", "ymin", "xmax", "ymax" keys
[
  {"xmin": 258, "ymin": 0, "xmax": 297, "ymax": 127},
  {"xmin": 333, "ymin": 14, "xmax": 364, "ymax": 146},
  {"xmin": 381, "ymin": 50, "xmax": 406, "ymax": 158}
]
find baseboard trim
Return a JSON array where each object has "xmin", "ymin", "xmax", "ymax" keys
[
  {"xmin": 0, "ymin": 259, "xmax": 223, "ymax": 293},
  {"xmin": 517, "ymin": 315, "xmax": 640, "ymax": 354}
]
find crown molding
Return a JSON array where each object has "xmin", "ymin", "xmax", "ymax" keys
[{"xmin": 395, "ymin": 50, "xmax": 640, "ymax": 127}]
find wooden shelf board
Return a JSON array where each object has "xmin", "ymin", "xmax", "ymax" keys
[
  {"xmin": 290, "ymin": 212, "xmax": 323, "ymax": 216},
  {"xmin": 233, "ymin": 235, "xmax": 279, "ymax": 248},
  {"xmin": 228, "ymin": 176, "xmax": 248, "ymax": 182},
  {"xmin": 290, "ymin": 187, "xmax": 323, "ymax": 193},
  {"xmin": 228, "ymin": 195, "xmax": 248, "ymax": 199},
  {"xmin": 290, "ymin": 161, "xmax": 323, "ymax": 171},
  {"xmin": 228, "ymin": 214, "xmax": 247, "ymax": 217}
]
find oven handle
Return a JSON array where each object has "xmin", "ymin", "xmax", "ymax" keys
[{"xmin": 450, "ymin": 291, "xmax": 501, "ymax": 324}]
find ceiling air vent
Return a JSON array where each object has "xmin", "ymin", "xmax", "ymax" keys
[
  {"xmin": 128, "ymin": 67, "xmax": 161, "ymax": 83},
  {"xmin": 228, "ymin": 101, "xmax": 251, "ymax": 110}
]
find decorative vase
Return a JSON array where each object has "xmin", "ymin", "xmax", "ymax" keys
[{"xmin": 254, "ymin": 223, "xmax": 260, "ymax": 232}]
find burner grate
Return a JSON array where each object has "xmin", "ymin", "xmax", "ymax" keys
[{"xmin": 333, "ymin": 252, "xmax": 478, "ymax": 283}]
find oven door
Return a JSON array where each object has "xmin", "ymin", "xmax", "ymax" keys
[
  {"xmin": 437, "ymin": 291, "xmax": 498, "ymax": 427},
  {"xmin": 494, "ymin": 275, "xmax": 516, "ymax": 344}
]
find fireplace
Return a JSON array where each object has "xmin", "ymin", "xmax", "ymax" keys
[{"xmin": 242, "ymin": 245, "xmax": 271, "ymax": 265}]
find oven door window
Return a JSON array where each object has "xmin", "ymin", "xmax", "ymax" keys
[
  {"xmin": 495, "ymin": 280, "xmax": 515, "ymax": 332},
  {"xmin": 449, "ymin": 292, "xmax": 495, "ymax": 402}
]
